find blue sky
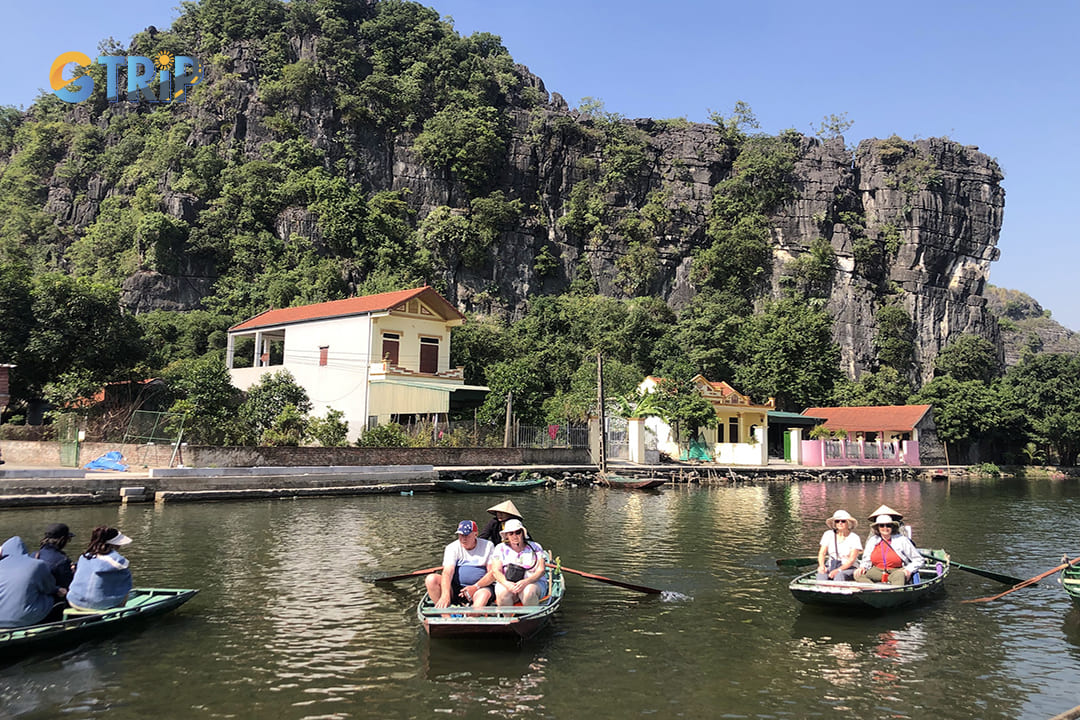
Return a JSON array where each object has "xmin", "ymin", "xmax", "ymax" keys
[{"xmin": 3, "ymin": 1, "xmax": 1078, "ymax": 331}]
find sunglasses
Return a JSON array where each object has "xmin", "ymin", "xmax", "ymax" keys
[
  {"xmin": 834, "ymin": 519, "xmax": 847, "ymax": 524},
  {"xmin": 508, "ymin": 530, "xmax": 524, "ymax": 536}
]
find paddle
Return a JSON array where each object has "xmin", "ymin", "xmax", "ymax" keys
[
  {"xmin": 963, "ymin": 554, "xmax": 1080, "ymax": 604},
  {"xmin": 371, "ymin": 566, "xmax": 441, "ymax": 583},
  {"xmin": 917, "ymin": 551, "xmax": 1025, "ymax": 586},
  {"xmin": 560, "ymin": 565, "xmax": 663, "ymax": 594},
  {"xmin": 775, "ymin": 557, "xmax": 818, "ymax": 568}
]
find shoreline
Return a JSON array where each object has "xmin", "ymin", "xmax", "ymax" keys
[{"xmin": 2, "ymin": 462, "xmax": 1072, "ymax": 508}]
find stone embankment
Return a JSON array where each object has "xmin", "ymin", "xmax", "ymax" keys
[{"xmin": 0, "ymin": 462, "xmax": 1048, "ymax": 508}]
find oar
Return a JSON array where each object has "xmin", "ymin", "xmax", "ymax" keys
[
  {"xmin": 371, "ymin": 566, "xmax": 441, "ymax": 583},
  {"xmin": 918, "ymin": 550, "xmax": 1025, "ymax": 586},
  {"xmin": 776, "ymin": 557, "xmax": 818, "ymax": 568},
  {"xmin": 963, "ymin": 555, "xmax": 1080, "ymax": 603},
  {"xmin": 560, "ymin": 565, "xmax": 663, "ymax": 594}
]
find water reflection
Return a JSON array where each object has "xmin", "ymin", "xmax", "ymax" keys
[{"xmin": 7, "ymin": 482, "xmax": 1080, "ymax": 718}]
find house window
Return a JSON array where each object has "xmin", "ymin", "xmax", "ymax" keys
[
  {"xmin": 382, "ymin": 333, "xmax": 400, "ymax": 365},
  {"xmin": 319, "ymin": 346, "xmax": 328, "ymax": 366},
  {"xmin": 419, "ymin": 337, "xmax": 439, "ymax": 374},
  {"xmin": 728, "ymin": 417, "xmax": 739, "ymax": 443}
]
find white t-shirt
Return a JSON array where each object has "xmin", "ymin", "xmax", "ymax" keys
[
  {"xmin": 442, "ymin": 537, "xmax": 494, "ymax": 570},
  {"xmin": 819, "ymin": 530, "xmax": 862, "ymax": 562},
  {"xmin": 492, "ymin": 540, "xmax": 544, "ymax": 571}
]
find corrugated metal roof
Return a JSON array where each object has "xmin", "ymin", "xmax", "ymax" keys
[
  {"xmin": 229, "ymin": 286, "xmax": 465, "ymax": 332},
  {"xmin": 801, "ymin": 405, "xmax": 932, "ymax": 432}
]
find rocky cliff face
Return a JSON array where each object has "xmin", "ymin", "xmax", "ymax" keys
[
  {"xmin": 984, "ymin": 286, "xmax": 1080, "ymax": 365},
  {"xmin": 36, "ymin": 26, "xmax": 1006, "ymax": 387}
]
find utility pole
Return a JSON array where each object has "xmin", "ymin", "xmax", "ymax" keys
[
  {"xmin": 503, "ymin": 390, "xmax": 513, "ymax": 448},
  {"xmin": 597, "ymin": 353, "xmax": 607, "ymax": 473}
]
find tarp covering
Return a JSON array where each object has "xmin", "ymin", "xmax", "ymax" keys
[{"xmin": 84, "ymin": 451, "xmax": 128, "ymax": 472}]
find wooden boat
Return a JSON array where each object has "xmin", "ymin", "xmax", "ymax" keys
[
  {"xmin": 789, "ymin": 551, "xmax": 950, "ymax": 610},
  {"xmin": 598, "ymin": 474, "xmax": 666, "ymax": 490},
  {"xmin": 1062, "ymin": 563, "xmax": 1080, "ymax": 609},
  {"xmin": 417, "ymin": 553, "xmax": 563, "ymax": 639},
  {"xmin": 0, "ymin": 588, "xmax": 198, "ymax": 661},
  {"xmin": 434, "ymin": 477, "xmax": 548, "ymax": 493}
]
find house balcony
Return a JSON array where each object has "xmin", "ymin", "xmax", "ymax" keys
[{"xmin": 368, "ymin": 361, "xmax": 464, "ymax": 382}]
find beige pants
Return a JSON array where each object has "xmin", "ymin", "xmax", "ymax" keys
[{"xmin": 857, "ymin": 567, "xmax": 907, "ymax": 586}]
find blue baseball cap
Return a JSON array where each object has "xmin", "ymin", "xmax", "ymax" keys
[{"xmin": 456, "ymin": 520, "xmax": 477, "ymax": 535}]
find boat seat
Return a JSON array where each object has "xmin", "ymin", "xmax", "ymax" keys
[
  {"xmin": 62, "ymin": 607, "xmax": 105, "ymax": 620},
  {"xmin": 1062, "ymin": 578, "xmax": 1080, "ymax": 585}
]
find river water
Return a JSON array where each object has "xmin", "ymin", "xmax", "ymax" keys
[{"xmin": 2, "ymin": 477, "xmax": 1080, "ymax": 719}]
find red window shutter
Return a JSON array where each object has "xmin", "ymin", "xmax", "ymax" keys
[
  {"xmin": 319, "ymin": 346, "xmax": 328, "ymax": 366},
  {"xmin": 419, "ymin": 339, "xmax": 438, "ymax": 373}
]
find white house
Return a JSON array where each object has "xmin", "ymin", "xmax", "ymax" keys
[{"xmin": 226, "ymin": 286, "xmax": 487, "ymax": 441}]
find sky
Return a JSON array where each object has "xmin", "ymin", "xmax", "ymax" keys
[{"xmin": 3, "ymin": 1, "xmax": 1079, "ymax": 331}]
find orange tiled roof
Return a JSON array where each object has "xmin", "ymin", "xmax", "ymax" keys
[
  {"xmin": 229, "ymin": 286, "xmax": 464, "ymax": 332},
  {"xmin": 801, "ymin": 405, "xmax": 932, "ymax": 432}
]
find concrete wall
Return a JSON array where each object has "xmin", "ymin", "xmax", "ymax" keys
[{"xmin": 1, "ymin": 440, "xmax": 590, "ymax": 468}]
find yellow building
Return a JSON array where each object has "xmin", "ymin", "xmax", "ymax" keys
[{"xmin": 638, "ymin": 375, "xmax": 774, "ymax": 465}]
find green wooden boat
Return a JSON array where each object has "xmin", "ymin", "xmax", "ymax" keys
[
  {"xmin": 0, "ymin": 588, "xmax": 198, "ymax": 661},
  {"xmin": 789, "ymin": 550, "xmax": 950, "ymax": 610},
  {"xmin": 417, "ymin": 553, "xmax": 563, "ymax": 638},
  {"xmin": 1062, "ymin": 563, "xmax": 1080, "ymax": 609},
  {"xmin": 434, "ymin": 477, "xmax": 549, "ymax": 493}
]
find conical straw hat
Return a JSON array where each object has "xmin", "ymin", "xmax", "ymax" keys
[
  {"xmin": 486, "ymin": 500, "xmax": 522, "ymax": 517},
  {"xmin": 867, "ymin": 504, "xmax": 903, "ymax": 521}
]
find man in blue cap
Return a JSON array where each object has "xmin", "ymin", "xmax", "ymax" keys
[{"xmin": 425, "ymin": 520, "xmax": 495, "ymax": 609}]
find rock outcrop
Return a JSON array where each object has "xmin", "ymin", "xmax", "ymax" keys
[{"xmin": 34, "ymin": 25, "xmax": 1006, "ymax": 387}]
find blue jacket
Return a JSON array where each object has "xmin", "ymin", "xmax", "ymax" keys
[
  {"xmin": 0, "ymin": 536, "xmax": 58, "ymax": 627},
  {"xmin": 67, "ymin": 550, "xmax": 132, "ymax": 610},
  {"xmin": 34, "ymin": 545, "xmax": 75, "ymax": 589}
]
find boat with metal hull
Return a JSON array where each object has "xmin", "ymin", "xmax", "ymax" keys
[
  {"xmin": 0, "ymin": 587, "xmax": 198, "ymax": 661},
  {"xmin": 789, "ymin": 552, "xmax": 950, "ymax": 610},
  {"xmin": 417, "ymin": 554, "xmax": 563, "ymax": 638}
]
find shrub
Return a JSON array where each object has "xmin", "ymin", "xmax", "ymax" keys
[{"xmin": 356, "ymin": 422, "xmax": 412, "ymax": 447}]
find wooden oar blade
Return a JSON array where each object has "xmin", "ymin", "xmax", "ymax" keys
[
  {"xmin": 561, "ymin": 565, "xmax": 663, "ymax": 594},
  {"xmin": 776, "ymin": 557, "xmax": 817, "ymax": 568},
  {"xmin": 371, "ymin": 566, "xmax": 441, "ymax": 583},
  {"xmin": 917, "ymin": 550, "xmax": 1025, "ymax": 586}
]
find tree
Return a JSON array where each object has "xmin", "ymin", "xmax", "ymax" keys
[
  {"xmin": 647, "ymin": 377, "xmax": 717, "ymax": 450},
  {"xmin": 831, "ymin": 367, "xmax": 913, "ymax": 407},
  {"xmin": 162, "ymin": 354, "xmax": 245, "ymax": 445},
  {"xmin": 11, "ymin": 273, "xmax": 145, "ymax": 406},
  {"xmin": 308, "ymin": 407, "xmax": 349, "ymax": 447},
  {"xmin": 734, "ymin": 298, "xmax": 842, "ymax": 412},
  {"xmin": 1001, "ymin": 354, "xmax": 1080, "ymax": 465},
  {"xmin": 873, "ymin": 304, "xmax": 915, "ymax": 373},
  {"xmin": 238, "ymin": 370, "xmax": 312, "ymax": 444},
  {"xmin": 933, "ymin": 334, "xmax": 1001, "ymax": 383}
]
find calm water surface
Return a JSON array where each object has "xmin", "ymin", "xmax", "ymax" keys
[{"xmin": 2, "ymin": 478, "xmax": 1080, "ymax": 719}]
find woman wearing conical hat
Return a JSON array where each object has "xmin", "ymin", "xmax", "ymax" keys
[
  {"xmin": 479, "ymin": 500, "xmax": 525, "ymax": 544},
  {"xmin": 854, "ymin": 512, "xmax": 924, "ymax": 586}
]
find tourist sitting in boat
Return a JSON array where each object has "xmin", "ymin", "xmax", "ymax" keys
[
  {"xmin": 0, "ymin": 536, "xmax": 59, "ymax": 627},
  {"xmin": 35, "ymin": 523, "xmax": 76, "ymax": 592},
  {"xmin": 479, "ymin": 500, "xmax": 526, "ymax": 545},
  {"xmin": 816, "ymin": 510, "xmax": 862, "ymax": 581},
  {"xmin": 491, "ymin": 519, "xmax": 548, "ymax": 606},
  {"xmin": 426, "ymin": 520, "xmax": 495, "ymax": 609},
  {"xmin": 67, "ymin": 527, "xmax": 134, "ymax": 611},
  {"xmin": 854, "ymin": 514, "xmax": 924, "ymax": 586}
]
